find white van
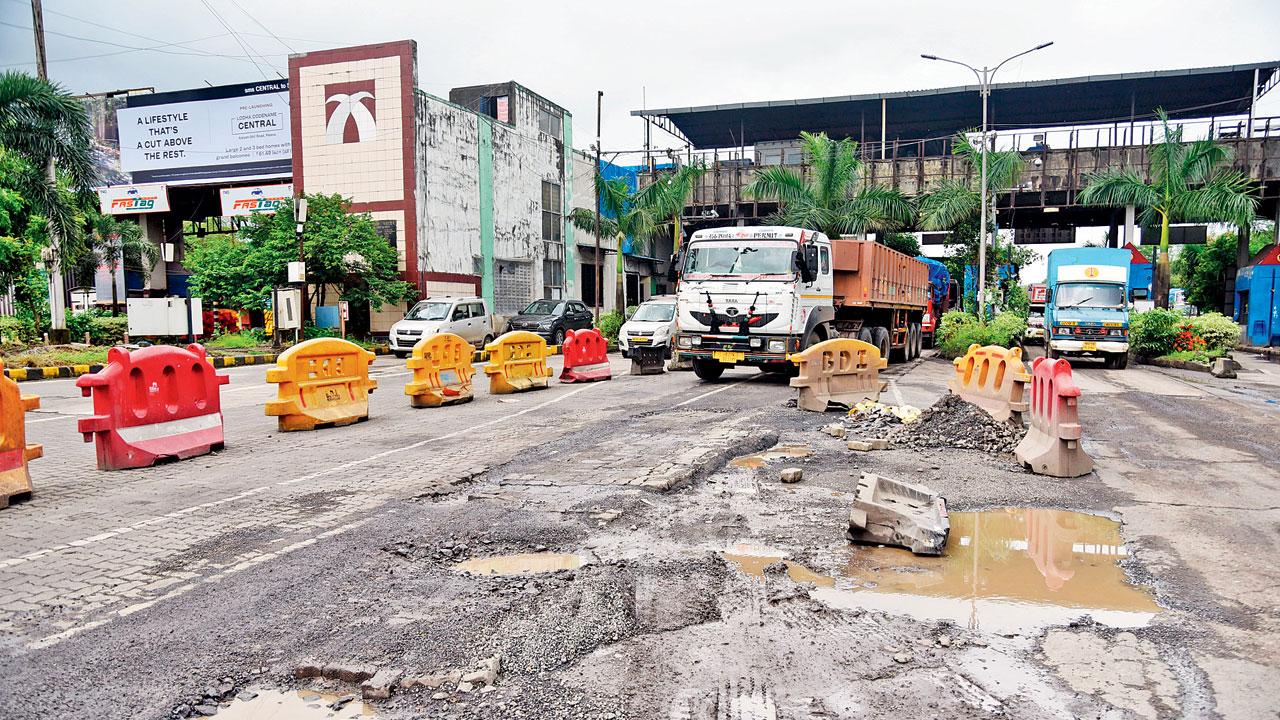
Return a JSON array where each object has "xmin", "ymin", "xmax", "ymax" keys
[
  {"xmin": 389, "ymin": 297, "xmax": 494, "ymax": 357},
  {"xmin": 619, "ymin": 296, "xmax": 678, "ymax": 358}
]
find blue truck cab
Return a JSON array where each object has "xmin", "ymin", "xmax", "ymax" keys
[{"xmin": 1045, "ymin": 248, "xmax": 1138, "ymax": 369}]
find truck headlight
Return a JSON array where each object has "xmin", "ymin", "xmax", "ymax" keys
[
  {"xmin": 691, "ymin": 336, "xmax": 702, "ymax": 346},
  {"xmin": 677, "ymin": 336, "xmax": 692, "ymax": 348},
  {"xmin": 768, "ymin": 339, "xmax": 786, "ymax": 353},
  {"xmin": 1109, "ymin": 328, "xmax": 1127, "ymax": 337},
  {"xmin": 749, "ymin": 337, "xmax": 763, "ymax": 348}
]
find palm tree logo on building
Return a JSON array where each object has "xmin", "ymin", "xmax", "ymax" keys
[{"xmin": 324, "ymin": 81, "xmax": 377, "ymax": 144}]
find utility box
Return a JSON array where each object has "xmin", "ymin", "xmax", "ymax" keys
[
  {"xmin": 273, "ymin": 287, "xmax": 302, "ymax": 331},
  {"xmin": 126, "ymin": 297, "xmax": 203, "ymax": 336}
]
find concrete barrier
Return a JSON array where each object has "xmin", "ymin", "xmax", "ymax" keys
[
  {"xmin": 0, "ymin": 361, "xmax": 41, "ymax": 507},
  {"xmin": 265, "ymin": 338, "xmax": 377, "ymax": 431},
  {"xmin": 1015, "ymin": 357, "xmax": 1094, "ymax": 478},
  {"xmin": 483, "ymin": 331, "xmax": 552, "ymax": 394},
  {"xmin": 405, "ymin": 333, "xmax": 475, "ymax": 408}
]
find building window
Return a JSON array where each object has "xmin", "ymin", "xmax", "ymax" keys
[
  {"xmin": 537, "ymin": 106, "xmax": 562, "ymax": 137},
  {"xmin": 541, "ymin": 181, "xmax": 562, "ymax": 243}
]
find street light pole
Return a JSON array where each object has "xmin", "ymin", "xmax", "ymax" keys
[
  {"xmin": 921, "ymin": 42, "xmax": 1052, "ymax": 318},
  {"xmin": 594, "ymin": 90, "xmax": 603, "ymax": 321}
]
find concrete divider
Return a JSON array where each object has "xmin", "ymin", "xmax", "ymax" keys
[
  {"xmin": 1015, "ymin": 357, "xmax": 1094, "ymax": 478},
  {"xmin": 404, "ymin": 333, "xmax": 475, "ymax": 408},
  {"xmin": 948, "ymin": 344, "xmax": 1030, "ymax": 424},
  {"xmin": 0, "ymin": 360, "xmax": 41, "ymax": 507},
  {"xmin": 265, "ymin": 338, "xmax": 377, "ymax": 431},
  {"xmin": 483, "ymin": 331, "xmax": 553, "ymax": 394},
  {"xmin": 789, "ymin": 338, "xmax": 887, "ymax": 412}
]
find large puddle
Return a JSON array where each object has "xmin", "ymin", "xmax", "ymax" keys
[
  {"xmin": 728, "ymin": 509, "xmax": 1160, "ymax": 633},
  {"xmin": 217, "ymin": 689, "xmax": 375, "ymax": 719},
  {"xmin": 729, "ymin": 444, "xmax": 812, "ymax": 470},
  {"xmin": 453, "ymin": 552, "xmax": 585, "ymax": 576}
]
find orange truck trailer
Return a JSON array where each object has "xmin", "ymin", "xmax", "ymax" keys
[{"xmin": 672, "ymin": 226, "xmax": 930, "ymax": 381}]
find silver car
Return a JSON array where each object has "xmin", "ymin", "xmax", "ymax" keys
[{"xmin": 389, "ymin": 297, "xmax": 494, "ymax": 357}]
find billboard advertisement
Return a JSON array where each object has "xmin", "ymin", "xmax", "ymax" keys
[
  {"xmin": 118, "ymin": 80, "xmax": 291, "ymax": 185},
  {"xmin": 220, "ymin": 183, "xmax": 293, "ymax": 217},
  {"xmin": 97, "ymin": 183, "xmax": 170, "ymax": 214}
]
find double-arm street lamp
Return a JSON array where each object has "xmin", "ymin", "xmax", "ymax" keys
[{"xmin": 921, "ymin": 42, "xmax": 1053, "ymax": 317}]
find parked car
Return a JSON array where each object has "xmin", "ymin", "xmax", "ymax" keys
[
  {"xmin": 619, "ymin": 296, "xmax": 678, "ymax": 358},
  {"xmin": 389, "ymin": 296, "xmax": 494, "ymax": 357},
  {"xmin": 506, "ymin": 299, "xmax": 593, "ymax": 345},
  {"xmin": 1024, "ymin": 311, "xmax": 1045, "ymax": 344}
]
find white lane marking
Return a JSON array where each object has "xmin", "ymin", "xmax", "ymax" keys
[
  {"xmin": 1, "ymin": 380, "xmax": 611, "ymax": 567},
  {"xmin": 26, "ymin": 414, "xmax": 79, "ymax": 424},
  {"xmin": 672, "ymin": 374, "xmax": 759, "ymax": 408},
  {"xmin": 888, "ymin": 378, "xmax": 905, "ymax": 406}
]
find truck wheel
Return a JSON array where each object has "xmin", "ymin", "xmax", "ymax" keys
[
  {"xmin": 692, "ymin": 359, "xmax": 725, "ymax": 381},
  {"xmin": 871, "ymin": 326, "xmax": 891, "ymax": 360},
  {"xmin": 857, "ymin": 328, "xmax": 873, "ymax": 345},
  {"xmin": 803, "ymin": 327, "xmax": 824, "ymax": 351},
  {"xmin": 908, "ymin": 324, "xmax": 921, "ymax": 359},
  {"xmin": 1047, "ymin": 347, "xmax": 1061, "ymax": 360},
  {"xmin": 1105, "ymin": 353, "xmax": 1129, "ymax": 370},
  {"xmin": 393, "ymin": 351, "xmax": 408, "ymax": 359}
]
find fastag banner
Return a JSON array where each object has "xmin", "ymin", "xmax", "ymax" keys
[
  {"xmin": 117, "ymin": 80, "xmax": 291, "ymax": 185},
  {"xmin": 220, "ymin": 183, "xmax": 293, "ymax": 217},
  {"xmin": 97, "ymin": 183, "xmax": 170, "ymax": 215}
]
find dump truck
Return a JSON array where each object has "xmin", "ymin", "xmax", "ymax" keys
[{"xmin": 671, "ymin": 226, "xmax": 930, "ymax": 381}]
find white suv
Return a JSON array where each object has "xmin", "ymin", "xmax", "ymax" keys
[{"xmin": 389, "ymin": 297, "xmax": 494, "ymax": 357}]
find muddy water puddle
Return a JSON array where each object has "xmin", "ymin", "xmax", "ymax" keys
[
  {"xmin": 217, "ymin": 689, "xmax": 374, "ymax": 719},
  {"xmin": 453, "ymin": 552, "xmax": 585, "ymax": 576},
  {"xmin": 728, "ymin": 509, "xmax": 1160, "ymax": 633},
  {"xmin": 729, "ymin": 444, "xmax": 812, "ymax": 470}
]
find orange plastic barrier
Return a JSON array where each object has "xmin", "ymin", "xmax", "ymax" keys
[
  {"xmin": 948, "ymin": 344, "xmax": 1030, "ymax": 424},
  {"xmin": 0, "ymin": 361, "xmax": 41, "ymax": 508},
  {"xmin": 560, "ymin": 328, "xmax": 611, "ymax": 383},
  {"xmin": 265, "ymin": 338, "xmax": 377, "ymax": 431},
  {"xmin": 789, "ymin": 338, "xmax": 887, "ymax": 412},
  {"xmin": 1015, "ymin": 357, "xmax": 1094, "ymax": 477},
  {"xmin": 483, "ymin": 331, "xmax": 552, "ymax": 394},
  {"xmin": 404, "ymin": 333, "xmax": 475, "ymax": 408}
]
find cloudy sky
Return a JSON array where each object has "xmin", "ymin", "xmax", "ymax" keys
[{"xmin": 4, "ymin": 0, "xmax": 1279, "ymax": 158}]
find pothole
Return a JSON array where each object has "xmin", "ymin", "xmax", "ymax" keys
[
  {"xmin": 453, "ymin": 552, "xmax": 586, "ymax": 576},
  {"xmin": 729, "ymin": 444, "xmax": 812, "ymax": 469},
  {"xmin": 216, "ymin": 689, "xmax": 375, "ymax": 719},
  {"xmin": 726, "ymin": 509, "xmax": 1160, "ymax": 633}
]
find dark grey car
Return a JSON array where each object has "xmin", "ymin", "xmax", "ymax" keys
[{"xmin": 507, "ymin": 300, "xmax": 594, "ymax": 345}]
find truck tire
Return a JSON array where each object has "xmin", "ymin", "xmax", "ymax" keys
[
  {"xmin": 910, "ymin": 323, "xmax": 922, "ymax": 359},
  {"xmin": 692, "ymin": 359, "xmax": 725, "ymax": 381},
  {"xmin": 871, "ymin": 326, "xmax": 891, "ymax": 360},
  {"xmin": 1106, "ymin": 353, "xmax": 1129, "ymax": 370},
  {"xmin": 803, "ymin": 326, "xmax": 825, "ymax": 351},
  {"xmin": 1047, "ymin": 346, "xmax": 1061, "ymax": 360},
  {"xmin": 857, "ymin": 328, "xmax": 873, "ymax": 345}
]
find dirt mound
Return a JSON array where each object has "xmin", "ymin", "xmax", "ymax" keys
[{"xmin": 888, "ymin": 394, "xmax": 1026, "ymax": 455}]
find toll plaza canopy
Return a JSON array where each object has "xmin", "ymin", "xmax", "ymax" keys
[{"xmin": 632, "ymin": 61, "xmax": 1280, "ymax": 149}]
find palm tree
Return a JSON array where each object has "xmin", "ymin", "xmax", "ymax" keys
[
  {"xmin": 742, "ymin": 131, "xmax": 913, "ymax": 238},
  {"xmin": 916, "ymin": 132, "xmax": 1025, "ymax": 231},
  {"xmin": 0, "ymin": 71, "xmax": 96, "ymax": 330},
  {"xmin": 86, "ymin": 213, "xmax": 160, "ymax": 315},
  {"xmin": 569, "ymin": 163, "xmax": 705, "ymax": 311},
  {"xmin": 1079, "ymin": 109, "xmax": 1257, "ymax": 308}
]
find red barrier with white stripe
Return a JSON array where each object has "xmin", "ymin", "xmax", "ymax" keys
[
  {"xmin": 77, "ymin": 344, "xmax": 230, "ymax": 470},
  {"xmin": 560, "ymin": 328, "xmax": 611, "ymax": 383}
]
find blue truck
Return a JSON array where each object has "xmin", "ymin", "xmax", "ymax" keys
[{"xmin": 1044, "ymin": 247, "xmax": 1141, "ymax": 369}]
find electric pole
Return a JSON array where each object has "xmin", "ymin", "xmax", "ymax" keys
[
  {"xmin": 593, "ymin": 90, "xmax": 602, "ymax": 321},
  {"xmin": 32, "ymin": 0, "xmax": 68, "ymax": 341}
]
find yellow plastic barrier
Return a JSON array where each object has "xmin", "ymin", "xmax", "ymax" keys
[
  {"xmin": 265, "ymin": 338, "xmax": 377, "ymax": 431},
  {"xmin": 483, "ymin": 331, "xmax": 553, "ymax": 394},
  {"xmin": 789, "ymin": 338, "xmax": 887, "ymax": 412},
  {"xmin": 405, "ymin": 333, "xmax": 476, "ymax": 408},
  {"xmin": 0, "ymin": 361, "xmax": 42, "ymax": 508},
  {"xmin": 948, "ymin": 344, "xmax": 1030, "ymax": 424}
]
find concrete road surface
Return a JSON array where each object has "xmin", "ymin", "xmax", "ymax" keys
[{"xmin": 1, "ymin": 349, "xmax": 1277, "ymax": 719}]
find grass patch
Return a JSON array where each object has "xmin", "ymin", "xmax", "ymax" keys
[
  {"xmin": 204, "ymin": 331, "xmax": 262, "ymax": 350},
  {"xmin": 2, "ymin": 346, "xmax": 112, "ymax": 367}
]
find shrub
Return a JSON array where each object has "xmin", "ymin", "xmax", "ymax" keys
[
  {"xmin": 1189, "ymin": 312, "xmax": 1241, "ymax": 353},
  {"xmin": 1129, "ymin": 309, "xmax": 1183, "ymax": 358},
  {"xmin": 987, "ymin": 311, "xmax": 1027, "ymax": 347},
  {"xmin": 937, "ymin": 310, "xmax": 977, "ymax": 346},
  {"xmin": 936, "ymin": 311, "xmax": 1026, "ymax": 359},
  {"xmin": 0, "ymin": 316, "xmax": 38, "ymax": 344},
  {"xmin": 65, "ymin": 310, "xmax": 128, "ymax": 345},
  {"xmin": 204, "ymin": 331, "xmax": 261, "ymax": 350},
  {"xmin": 596, "ymin": 310, "xmax": 624, "ymax": 344}
]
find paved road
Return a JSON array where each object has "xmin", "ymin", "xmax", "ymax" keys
[{"xmin": 1, "ymin": 349, "xmax": 1278, "ymax": 719}]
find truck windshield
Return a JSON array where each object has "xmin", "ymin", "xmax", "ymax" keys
[
  {"xmin": 683, "ymin": 241, "xmax": 796, "ymax": 280},
  {"xmin": 1056, "ymin": 282, "xmax": 1125, "ymax": 309},
  {"xmin": 405, "ymin": 301, "xmax": 451, "ymax": 321},
  {"xmin": 632, "ymin": 303, "xmax": 675, "ymax": 322}
]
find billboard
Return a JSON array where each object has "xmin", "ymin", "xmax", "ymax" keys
[
  {"xmin": 118, "ymin": 80, "xmax": 291, "ymax": 185},
  {"xmin": 97, "ymin": 183, "xmax": 170, "ymax": 214},
  {"xmin": 220, "ymin": 183, "xmax": 293, "ymax": 217}
]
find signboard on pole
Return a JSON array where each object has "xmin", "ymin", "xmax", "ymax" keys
[
  {"xmin": 97, "ymin": 184, "xmax": 170, "ymax": 215},
  {"xmin": 118, "ymin": 80, "xmax": 291, "ymax": 185},
  {"xmin": 220, "ymin": 183, "xmax": 293, "ymax": 217}
]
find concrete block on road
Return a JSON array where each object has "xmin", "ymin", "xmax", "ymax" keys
[
  {"xmin": 323, "ymin": 662, "xmax": 377, "ymax": 684},
  {"xmin": 847, "ymin": 472, "xmax": 949, "ymax": 556},
  {"xmin": 361, "ymin": 667, "xmax": 404, "ymax": 699},
  {"xmin": 779, "ymin": 467, "xmax": 804, "ymax": 483},
  {"xmin": 847, "ymin": 438, "xmax": 889, "ymax": 451},
  {"xmin": 1210, "ymin": 357, "xmax": 1238, "ymax": 378}
]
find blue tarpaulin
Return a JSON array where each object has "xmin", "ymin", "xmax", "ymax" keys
[{"xmin": 599, "ymin": 161, "xmax": 673, "ymax": 255}]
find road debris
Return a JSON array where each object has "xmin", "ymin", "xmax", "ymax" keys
[
  {"xmin": 847, "ymin": 472, "xmax": 950, "ymax": 555},
  {"xmin": 887, "ymin": 394, "xmax": 1026, "ymax": 455},
  {"xmin": 779, "ymin": 467, "xmax": 804, "ymax": 483}
]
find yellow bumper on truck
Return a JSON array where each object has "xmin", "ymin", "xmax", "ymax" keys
[
  {"xmin": 676, "ymin": 333, "xmax": 799, "ymax": 364},
  {"xmin": 1049, "ymin": 339, "xmax": 1129, "ymax": 354}
]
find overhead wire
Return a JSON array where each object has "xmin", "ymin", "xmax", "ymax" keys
[
  {"xmin": 198, "ymin": 0, "xmax": 273, "ymax": 79},
  {"xmin": 226, "ymin": 0, "xmax": 296, "ymax": 54}
]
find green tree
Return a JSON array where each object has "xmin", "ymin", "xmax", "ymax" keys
[
  {"xmin": 84, "ymin": 213, "xmax": 160, "ymax": 315},
  {"xmin": 0, "ymin": 72, "xmax": 96, "ymax": 330},
  {"xmin": 742, "ymin": 131, "xmax": 913, "ymax": 237},
  {"xmin": 568, "ymin": 163, "xmax": 705, "ymax": 311},
  {"xmin": 185, "ymin": 194, "xmax": 415, "ymax": 318},
  {"xmin": 1079, "ymin": 109, "xmax": 1258, "ymax": 308},
  {"xmin": 0, "ymin": 169, "xmax": 47, "ymax": 328},
  {"xmin": 881, "ymin": 232, "xmax": 921, "ymax": 256},
  {"xmin": 1172, "ymin": 226, "xmax": 1273, "ymax": 311},
  {"xmin": 917, "ymin": 133, "xmax": 1025, "ymax": 231}
]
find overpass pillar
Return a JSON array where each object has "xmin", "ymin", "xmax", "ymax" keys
[{"xmin": 1124, "ymin": 205, "xmax": 1137, "ymax": 245}]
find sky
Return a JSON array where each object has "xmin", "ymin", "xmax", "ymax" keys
[{"xmin": 4, "ymin": 0, "xmax": 1280, "ymax": 161}]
